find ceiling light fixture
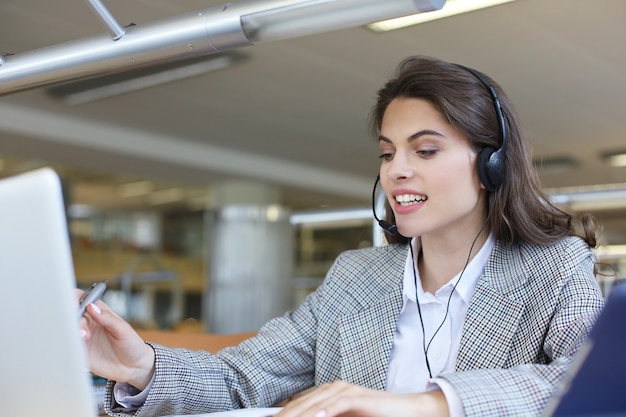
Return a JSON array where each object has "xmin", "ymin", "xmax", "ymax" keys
[
  {"xmin": 149, "ymin": 187, "xmax": 185, "ymax": 206},
  {"xmin": 290, "ymin": 207, "xmax": 372, "ymax": 226},
  {"xmin": 549, "ymin": 184, "xmax": 626, "ymax": 212},
  {"xmin": 0, "ymin": 0, "xmax": 445, "ymax": 95},
  {"xmin": 240, "ymin": 0, "xmax": 444, "ymax": 42},
  {"xmin": 48, "ymin": 54, "xmax": 237, "ymax": 106},
  {"xmin": 603, "ymin": 151, "xmax": 626, "ymax": 168},
  {"xmin": 594, "ymin": 244, "xmax": 626, "ymax": 261},
  {"xmin": 533, "ymin": 156, "xmax": 579, "ymax": 175},
  {"xmin": 367, "ymin": 0, "xmax": 516, "ymax": 32},
  {"xmin": 119, "ymin": 180, "xmax": 154, "ymax": 198}
]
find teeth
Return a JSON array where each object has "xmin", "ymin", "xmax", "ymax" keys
[{"xmin": 394, "ymin": 194, "xmax": 427, "ymax": 206}]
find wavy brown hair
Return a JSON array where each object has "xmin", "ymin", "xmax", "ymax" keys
[{"xmin": 370, "ymin": 56, "xmax": 597, "ymax": 248}]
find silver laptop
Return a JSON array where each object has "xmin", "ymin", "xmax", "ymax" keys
[{"xmin": 0, "ymin": 168, "xmax": 97, "ymax": 417}]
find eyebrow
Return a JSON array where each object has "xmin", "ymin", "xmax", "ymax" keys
[{"xmin": 378, "ymin": 129, "xmax": 445, "ymax": 144}]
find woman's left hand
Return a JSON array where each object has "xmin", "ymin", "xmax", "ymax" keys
[{"xmin": 274, "ymin": 380, "xmax": 449, "ymax": 417}]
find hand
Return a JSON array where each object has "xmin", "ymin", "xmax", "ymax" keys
[
  {"xmin": 274, "ymin": 380, "xmax": 449, "ymax": 417},
  {"xmin": 78, "ymin": 290, "xmax": 155, "ymax": 390}
]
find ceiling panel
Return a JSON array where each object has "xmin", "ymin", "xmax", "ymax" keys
[{"xmin": 1, "ymin": 0, "xmax": 626, "ymax": 241}]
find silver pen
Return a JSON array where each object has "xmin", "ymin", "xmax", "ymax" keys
[{"xmin": 77, "ymin": 281, "xmax": 107, "ymax": 319}]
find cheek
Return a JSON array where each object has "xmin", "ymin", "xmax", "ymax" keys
[{"xmin": 435, "ymin": 157, "xmax": 480, "ymax": 194}]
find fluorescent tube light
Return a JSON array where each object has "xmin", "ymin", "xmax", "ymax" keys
[
  {"xmin": 367, "ymin": 0, "xmax": 516, "ymax": 32},
  {"xmin": 604, "ymin": 152, "xmax": 626, "ymax": 168},
  {"xmin": 149, "ymin": 187, "xmax": 185, "ymax": 205},
  {"xmin": 533, "ymin": 157, "xmax": 579, "ymax": 175},
  {"xmin": 595, "ymin": 245, "xmax": 626, "ymax": 261},
  {"xmin": 549, "ymin": 185, "xmax": 626, "ymax": 212},
  {"xmin": 290, "ymin": 208, "xmax": 372, "ymax": 226},
  {"xmin": 242, "ymin": 0, "xmax": 445, "ymax": 43},
  {"xmin": 119, "ymin": 181, "xmax": 154, "ymax": 198}
]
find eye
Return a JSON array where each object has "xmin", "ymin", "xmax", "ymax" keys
[
  {"xmin": 417, "ymin": 149, "xmax": 437, "ymax": 158},
  {"xmin": 378, "ymin": 144, "xmax": 395, "ymax": 161},
  {"xmin": 378, "ymin": 152, "xmax": 394, "ymax": 161}
]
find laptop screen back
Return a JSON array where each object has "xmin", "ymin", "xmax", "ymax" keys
[{"xmin": 0, "ymin": 168, "xmax": 96, "ymax": 417}]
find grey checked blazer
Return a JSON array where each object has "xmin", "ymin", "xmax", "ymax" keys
[{"xmin": 106, "ymin": 236, "xmax": 604, "ymax": 417}]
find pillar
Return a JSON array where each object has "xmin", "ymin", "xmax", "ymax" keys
[{"xmin": 203, "ymin": 180, "xmax": 293, "ymax": 333}]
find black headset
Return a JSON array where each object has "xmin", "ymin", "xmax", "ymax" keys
[{"xmin": 456, "ymin": 64, "xmax": 509, "ymax": 193}]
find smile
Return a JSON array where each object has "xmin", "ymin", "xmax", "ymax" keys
[{"xmin": 394, "ymin": 194, "xmax": 428, "ymax": 206}]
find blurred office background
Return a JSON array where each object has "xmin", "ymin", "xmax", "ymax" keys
[{"xmin": 1, "ymin": 0, "xmax": 626, "ymax": 333}]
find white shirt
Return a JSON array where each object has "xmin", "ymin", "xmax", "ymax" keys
[{"xmin": 385, "ymin": 233, "xmax": 495, "ymax": 415}]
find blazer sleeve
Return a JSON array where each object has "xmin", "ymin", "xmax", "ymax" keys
[
  {"xmin": 105, "ymin": 289, "xmax": 323, "ymax": 417},
  {"xmin": 439, "ymin": 242, "xmax": 605, "ymax": 417}
]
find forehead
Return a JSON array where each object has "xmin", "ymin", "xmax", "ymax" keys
[{"xmin": 380, "ymin": 97, "xmax": 452, "ymax": 138}]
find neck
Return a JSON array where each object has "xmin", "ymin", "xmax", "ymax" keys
[{"xmin": 416, "ymin": 228, "xmax": 490, "ymax": 294}]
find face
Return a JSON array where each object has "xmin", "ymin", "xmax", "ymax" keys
[{"xmin": 378, "ymin": 97, "xmax": 487, "ymax": 241}]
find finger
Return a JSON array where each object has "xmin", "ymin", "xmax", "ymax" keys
[
  {"xmin": 303, "ymin": 384, "xmax": 374, "ymax": 417},
  {"xmin": 84, "ymin": 302, "xmax": 129, "ymax": 340},
  {"xmin": 321, "ymin": 391, "xmax": 427, "ymax": 417},
  {"xmin": 275, "ymin": 384, "xmax": 330, "ymax": 417},
  {"xmin": 315, "ymin": 395, "xmax": 372, "ymax": 417},
  {"xmin": 277, "ymin": 381, "xmax": 356, "ymax": 417}
]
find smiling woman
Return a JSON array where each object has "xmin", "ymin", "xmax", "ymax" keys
[{"xmin": 73, "ymin": 55, "xmax": 606, "ymax": 417}]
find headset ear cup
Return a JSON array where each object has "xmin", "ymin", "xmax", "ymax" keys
[{"xmin": 478, "ymin": 146, "xmax": 498, "ymax": 192}]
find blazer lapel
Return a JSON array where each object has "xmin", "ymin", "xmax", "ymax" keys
[
  {"xmin": 337, "ymin": 245, "xmax": 405, "ymax": 390},
  {"xmin": 456, "ymin": 241, "xmax": 526, "ymax": 371}
]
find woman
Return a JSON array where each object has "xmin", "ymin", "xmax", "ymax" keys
[{"xmin": 81, "ymin": 56, "xmax": 604, "ymax": 417}]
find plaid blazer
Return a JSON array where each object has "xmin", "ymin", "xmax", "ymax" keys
[{"xmin": 107, "ymin": 236, "xmax": 604, "ymax": 417}]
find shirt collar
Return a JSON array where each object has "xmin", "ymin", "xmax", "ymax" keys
[{"xmin": 402, "ymin": 233, "xmax": 496, "ymax": 305}]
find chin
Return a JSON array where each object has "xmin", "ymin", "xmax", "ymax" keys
[{"xmin": 395, "ymin": 226, "xmax": 417, "ymax": 238}]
